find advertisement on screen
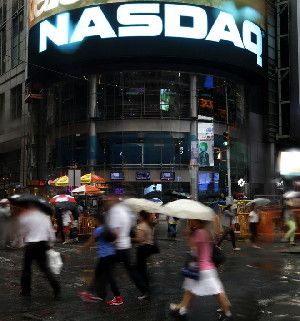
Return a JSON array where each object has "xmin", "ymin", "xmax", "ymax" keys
[
  {"xmin": 28, "ymin": 0, "xmax": 267, "ymax": 78},
  {"xmin": 198, "ymin": 122, "xmax": 214, "ymax": 167},
  {"xmin": 279, "ymin": 151, "xmax": 300, "ymax": 176}
]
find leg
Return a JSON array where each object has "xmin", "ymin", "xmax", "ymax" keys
[
  {"xmin": 106, "ymin": 256, "xmax": 120, "ymax": 297},
  {"xmin": 172, "ymin": 290, "xmax": 194, "ymax": 310},
  {"xmin": 249, "ymin": 223, "xmax": 255, "ymax": 243},
  {"xmin": 216, "ymin": 292, "xmax": 232, "ymax": 316},
  {"xmin": 285, "ymin": 220, "xmax": 297, "ymax": 243},
  {"xmin": 94, "ymin": 258, "xmax": 107, "ymax": 299},
  {"xmin": 136, "ymin": 246, "xmax": 149, "ymax": 289},
  {"xmin": 217, "ymin": 229, "xmax": 229, "ymax": 247},
  {"xmin": 35, "ymin": 243, "xmax": 60, "ymax": 296},
  {"xmin": 21, "ymin": 246, "xmax": 34, "ymax": 295},
  {"xmin": 229, "ymin": 228, "xmax": 236, "ymax": 249}
]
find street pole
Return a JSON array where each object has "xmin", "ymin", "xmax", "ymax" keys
[
  {"xmin": 89, "ymin": 75, "xmax": 97, "ymax": 173},
  {"xmin": 224, "ymin": 82, "xmax": 232, "ymax": 200},
  {"xmin": 189, "ymin": 75, "xmax": 199, "ymax": 201}
]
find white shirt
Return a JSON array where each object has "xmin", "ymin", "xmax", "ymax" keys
[
  {"xmin": 19, "ymin": 210, "xmax": 56, "ymax": 243},
  {"xmin": 62, "ymin": 210, "xmax": 73, "ymax": 227},
  {"xmin": 249, "ymin": 211, "xmax": 259, "ymax": 223},
  {"xmin": 108, "ymin": 203, "xmax": 132, "ymax": 250}
]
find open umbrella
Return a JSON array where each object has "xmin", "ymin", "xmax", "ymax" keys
[
  {"xmin": 123, "ymin": 198, "xmax": 162, "ymax": 213},
  {"xmin": 246, "ymin": 198, "xmax": 271, "ymax": 207},
  {"xmin": 55, "ymin": 176, "xmax": 69, "ymax": 187},
  {"xmin": 71, "ymin": 185, "xmax": 100, "ymax": 195},
  {"xmin": 283, "ymin": 191, "xmax": 300, "ymax": 199},
  {"xmin": 9, "ymin": 194, "xmax": 53, "ymax": 216},
  {"xmin": 159, "ymin": 199, "xmax": 215, "ymax": 221},
  {"xmin": 49, "ymin": 195, "xmax": 76, "ymax": 204},
  {"xmin": 81, "ymin": 173, "xmax": 105, "ymax": 184}
]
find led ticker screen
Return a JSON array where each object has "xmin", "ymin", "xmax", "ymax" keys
[{"xmin": 28, "ymin": 0, "xmax": 266, "ymax": 78}]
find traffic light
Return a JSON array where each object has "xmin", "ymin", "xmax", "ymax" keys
[{"xmin": 223, "ymin": 131, "xmax": 229, "ymax": 146}]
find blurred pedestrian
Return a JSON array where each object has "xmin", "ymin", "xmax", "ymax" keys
[
  {"xmin": 249, "ymin": 205, "xmax": 261, "ymax": 248},
  {"xmin": 217, "ymin": 205, "xmax": 240, "ymax": 251},
  {"xmin": 0, "ymin": 199, "xmax": 10, "ymax": 249},
  {"xmin": 105, "ymin": 195, "xmax": 147, "ymax": 304},
  {"xmin": 134, "ymin": 211, "xmax": 158, "ymax": 299},
  {"xmin": 9, "ymin": 195, "xmax": 61, "ymax": 298},
  {"xmin": 283, "ymin": 202, "xmax": 297, "ymax": 246},
  {"xmin": 61, "ymin": 209, "xmax": 73, "ymax": 244},
  {"xmin": 78, "ymin": 214, "xmax": 121, "ymax": 304},
  {"xmin": 170, "ymin": 219, "xmax": 232, "ymax": 320},
  {"xmin": 167, "ymin": 216, "xmax": 179, "ymax": 238}
]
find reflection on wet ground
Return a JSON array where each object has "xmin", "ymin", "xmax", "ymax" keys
[{"xmin": 0, "ymin": 223, "xmax": 299, "ymax": 321}]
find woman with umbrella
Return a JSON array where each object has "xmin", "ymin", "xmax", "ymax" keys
[
  {"xmin": 282, "ymin": 192, "xmax": 299, "ymax": 246},
  {"xmin": 161, "ymin": 200, "xmax": 232, "ymax": 320}
]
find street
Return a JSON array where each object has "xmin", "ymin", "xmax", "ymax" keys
[{"xmin": 0, "ymin": 221, "xmax": 299, "ymax": 321}]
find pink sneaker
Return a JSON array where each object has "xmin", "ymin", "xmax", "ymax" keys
[
  {"xmin": 79, "ymin": 291, "xmax": 103, "ymax": 302},
  {"xmin": 107, "ymin": 296, "xmax": 124, "ymax": 306}
]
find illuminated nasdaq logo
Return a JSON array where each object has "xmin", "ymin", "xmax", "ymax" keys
[{"xmin": 39, "ymin": 3, "xmax": 263, "ymax": 67}]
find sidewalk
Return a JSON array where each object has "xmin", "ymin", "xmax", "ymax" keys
[{"xmin": 0, "ymin": 223, "xmax": 299, "ymax": 321}]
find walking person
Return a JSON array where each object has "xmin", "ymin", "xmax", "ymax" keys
[
  {"xmin": 283, "ymin": 202, "xmax": 297, "ymax": 246},
  {"xmin": 9, "ymin": 195, "xmax": 61, "ymax": 298},
  {"xmin": 134, "ymin": 211, "xmax": 158, "ymax": 299},
  {"xmin": 61, "ymin": 209, "xmax": 73, "ymax": 244},
  {"xmin": 217, "ymin": 205, "xmax": 240, "ymax": 251},
  {"xmin": 170, "ymin": 219, "xmax": 232, "ymax": 320},
  {"xmin": 0, "ymin": 199, "xmax": 11, "ymax": 249},
  {"xmin": 249, "ymin": 205, "xmax": 260, "ymax": 248},
  {"xmin": 105, "ymin": 195, "xmax": 147, "ymax": 304},
  {"xmin": 167, "ymin": 216, "xmax": 179, "ymax": 238},
  {"xmin": 78, "ymin": 214, "xmax": 122, "ymax": 304}
]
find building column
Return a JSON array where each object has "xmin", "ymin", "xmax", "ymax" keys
[
  {"xmin": 189, "ymin": 75, "xmax": 198, "ymax": 200},
  {"xmin": 89, "ymin": 75, "xmax": 97, "ymax": 172}
]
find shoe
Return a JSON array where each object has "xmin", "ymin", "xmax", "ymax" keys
[
  {"xmin": 107, "ymin": 296, "xmax": 124, "ymax": 306},
  {"xmin": 233, "ymin": 248, "xmax": 241, "ymax": 251},
  {"xmin": 218, "ymin": 312, "xmax": 233, "ymax": 320},
  {"xmin": 137, "ymin": 293, "xmax": 149, "ymax": 300},
  {"xmin": 79, "ymin": 291, "xmax": 103, "ymax": 302},
  {"xmin": 252, "ymin": 245, "xmax": 261, "ymax": 249},
  {"xmin": 169, "ymin": 304, "xmax": 187, "ymax": 316}
]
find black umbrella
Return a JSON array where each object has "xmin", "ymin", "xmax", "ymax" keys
[
  {"xmin": 9, "ymin": 194, "xmax": 53, "ymax": 216},
  {"xmin": 54, "ymin": 201, "xmax": 77, "ymax": 211}
]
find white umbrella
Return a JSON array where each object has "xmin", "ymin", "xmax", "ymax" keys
[
  {"xmin": 283, "ymin": 191, "xmax": 300, "ymax": 199},
  {"xmin": 158, "ymin": 199, "xmax": 215, "ymax": 221},
  {"xmin": 246, "ymin": 198, "xmax": 271, "ymax": 207},
  {"xmin": 123, "ymin": 198, "xmax": 162, "ymax": 213}
]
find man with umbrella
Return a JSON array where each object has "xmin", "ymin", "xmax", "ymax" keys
[{"xmin": 9, "ymin": 194, "xmax": 61, "ymax": 298}]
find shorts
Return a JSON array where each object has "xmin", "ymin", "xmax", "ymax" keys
[{"xmin": 183, "ymin": 269, "xmax": 224, "ymax": 296}]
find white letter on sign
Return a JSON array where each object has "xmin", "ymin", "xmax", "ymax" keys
[
  {"xmin": 118, "ymin": 4, "xmax": 162, "ymax": 37},
  {"xmin": 39, "ymin": 12, "xmax": 69, "ymax": 52},
  {"xmin": 70, "ymin": 6, "xmax": 116, "ymax": 43},
  {"xmin": 165, "ymin": 4, "xmax": 207, "ymax": 39},
  {"xmin": 243, "ymin": 20, "xmax": 263, "ymax": 67},
  {"xmin": 206, "ymin": 11, "xmax": 244, "ymax": 48}
]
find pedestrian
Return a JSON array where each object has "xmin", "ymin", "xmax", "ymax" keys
[
  {"xmin": 0, "ymin": 199, "xmax": 11, "ymax": 249},
  {"xmin": 105, "ymin": 195, "xmax": 148, "ymax": 304},
  {"xmin": 217, "ymin": 205, "xmax": 240, "ymax": 251},
  {"xmin": 134, "ymin": 210, "xmax": 157, "ymax": 299},
  {"xmin": 78, "ymin": 214, "xmax": 122, "ymax": 304},
  {"xmin": 170, "ymin": 219, "xmax": 232, "ymax": 320},
  {"xmin": 249, "ymin": 205, "xmax": 260, "ymax": 248},
  {"xmin": 167, "ymin": 216, "xmax": 179, "ymax": 238},
  {"xmin": 61, "ymin": 209, "xmax": 73, "ymax": 244},
  {"xmin": 282, "ymin": 202, "xmax": 297, "ymax": 246},
  {"xmin": 9, "ymin": 195, "xmax": 61, "ymax": 299}
]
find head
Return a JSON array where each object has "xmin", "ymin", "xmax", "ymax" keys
[{"xmin": 139, "ymin": 210, "xmax": 154, "ymax": 226}]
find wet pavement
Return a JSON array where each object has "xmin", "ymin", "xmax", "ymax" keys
[{"xmin": 0, "ymin": 221, "xmax": 300, "ymax": 321}]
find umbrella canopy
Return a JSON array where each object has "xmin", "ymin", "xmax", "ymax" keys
[
  {"xmin": 49, "ymin": 194, "xmax": 76, "ymax": 204},
  {"xmin": 55, "ymin": 176, "xmax": 69, "ymax": 187},
  {"xmin": 283, "ymin": 191, "xmax": 300, "ymax": 199},
  {"xmin": 55, "ymin": 202, "xmax": 77, "ymax": 211},
  {"xmin": 81, "ymin": 173, "xmax": 105, "ymax": 184},
  {"xmin": 0, "ymin": 198, "xmax": 9, "ymax": 204},
  {"xmin": 159, "ymin": 199, "xmax": 215, "ymax": 221},
  {"xmin": 123, "ymin": 198, "xmax": 162, "ymax": 214},
  {"xmin": 246, "ymin": 198, "xmax": 271, "ymax": 207},
  {"xmin": 71, "ymin": 185, "xmax": 100, "ymax": 195},
  {"xmin": 9, "ymin": 194, "xmax": 53, "ymax": 215}
]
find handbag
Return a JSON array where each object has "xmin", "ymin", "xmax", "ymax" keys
[
  {"xmin": 47, "ymin": 249, "xmax": 63, "ymax": 275},
  {"xmin": 212, "ymin": 244, "xmax": 226, "ymax": 267},
  {"xmin": 181, "ymin": 250, "xmax": 199, "ymax": 280}
]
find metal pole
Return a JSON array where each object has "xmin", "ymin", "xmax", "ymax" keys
[
  {"xmin": 89, "ymin": 75, "xmax": 97, "ymax": 172},
  {"xmin": 189, "ymin": 75, "xmax": 199, "ymax": 200},
  {"xmin": 225, "ymin": 83, "xmax": 232, "ymax": 199}
]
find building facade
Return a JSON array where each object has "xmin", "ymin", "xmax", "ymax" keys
[{"xmin": 0, "ymin": 0, "xmax": 286, "ymax": 199}]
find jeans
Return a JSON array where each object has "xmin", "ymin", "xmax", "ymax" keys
[
  {"xmin": 93, "ymin": 255, "xmax": 120, "ymax": 299},
  {"xmin": 249, "ymin": 222, "xmax": 258, "ymax": 243},
  {"xmin": 285, "ymin": 220, "xmax": 297, "ymax": 243},
  {"xmin": 136, "ymin": 245, "xmax": 153, "ymax": 292},
  {"xmin": 21, "ymin": 242, "xmax": 60, "ymax": 295},
  {"xmin": 218, "ymin": 227, "xmax": 236, "ymax": 249},
  {"xmin": 116, "ymin": 249, "xmax": 147, "ymax": 294},
  {"xmin": 168, "ymin": 224, "xmax": 177, "ymax": 237}
]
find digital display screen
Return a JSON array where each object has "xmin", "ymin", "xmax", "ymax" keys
[
  {"xmin": 28, "ymin": 1, "xmax": 267, "ymax": 79},
  {"xmin": 198, "ymin": 172, "xmax": 220, "ymax": 194},
  {"xmin": 144, "ymin": 184, "xmax": 162, "ymax": 195},
  {"xmin": 160, "ymin": 171, "xmax": 175, "ymax": 181},
  {"xmin": 136, "ymin": 171, "xmax": 151, "ymax": 180},
  {"xmin": 110, "ymin": 172, "xmax": 125, "ymax": 180}
]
